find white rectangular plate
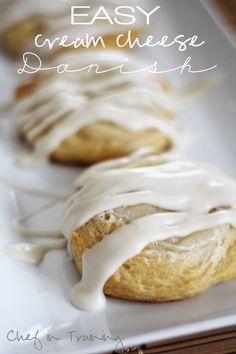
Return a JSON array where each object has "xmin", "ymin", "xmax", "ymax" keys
[{"xmin": 0, "ymin": 1, "xmax": 236, "ymax": 353}]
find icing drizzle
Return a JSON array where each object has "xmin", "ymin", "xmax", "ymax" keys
[
  {"xmin": 61, "ymin": 154, "xmax": 236, "ymax": 311},
  {"xmin": 0, "ymin": 156, "xmax": 69, "ymax": 264},
  {"xmin": 16, "ymin": 50, "xmax": 184, "ymax": 157},
  {"xmin": 5, "ymin": 238, "xmax": 67, "ymax": 265}
]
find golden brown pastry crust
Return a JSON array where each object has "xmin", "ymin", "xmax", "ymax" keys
[
  {"xmin": 71, "ymin": 205, "xmax": 236, "ymax": 302},
  {"xmin": 16, "ymin": 77, "xmax": 173, "ymax": 165},
  {"xmin": 50, "ymin": 125, "xmax": 171, "ymax": 165},
  {"xmin": 1, "ymin": 18, "xmax": 44, "ymax": 57},
  {"xmin": 1, "ymin": 18, "xmax": 140, "ymax": 57}
]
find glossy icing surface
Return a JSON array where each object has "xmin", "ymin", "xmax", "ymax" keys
[
  {"xmin": 61, "ymin": 155, "xmax": 236, "ymax": 310},
  {"xmin": 16, "ymin": 50, "xmax": 184, "ymax": 157}
]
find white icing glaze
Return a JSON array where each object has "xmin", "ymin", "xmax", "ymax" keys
[
  {"xmin": 13, "ymin": 217, "xmax": 61, "ymax": 239},
  {"xmin": 12, "ymin": 200, "xmax": 63, "ymax": 238},
  {"xmin": 16, "ymin": 50, "xmax": 184, "ymax": 157},
  {"xmin": 0, "ymin": 155, "xmax": 70, "ymax": 263},
  {"xmin": 0, "ymin": 157, "xmax": 71, "ymax": 200},
  {"xmin": 61, "ymin": 155, "xmax": 236, "ymax": 311},
  {"xmin": 0, "ymin": 173, "xmax": 68, "ymax": 263},
  {"xmin": 5, "ymin": 238, "xmax": 67, "ymax": 265}
]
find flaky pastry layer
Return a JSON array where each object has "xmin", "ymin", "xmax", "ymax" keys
[{"xmin": 72, "ymin": 204, "xmax": 236, "ymax": 302}]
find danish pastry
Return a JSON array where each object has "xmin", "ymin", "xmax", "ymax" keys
[
  {"xmin": 213, "ymin": 0, "xmax": 236, "ymax": 33},
  {"xmin": 15, "ymin": 50, "xmax": 183, "ymax": 165},
  {"xmin": 0, "ymin": 0, "xmax": 143, "ymax": 57},
  {"xmin": 61, "ymin": 154, "xmax": 236, "ymax": 310}
]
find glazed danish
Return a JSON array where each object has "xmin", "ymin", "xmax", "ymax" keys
[
  {"xmin": 15, "ymin": 50, "xmax": 184, "ymax": 165},
  {"xmin": 0, "ymin": 0, "xmax": 143, "ymax": 57},
  {"xmin": 61, "ymin": 154, "xmax": 236, "ymax": 310}
]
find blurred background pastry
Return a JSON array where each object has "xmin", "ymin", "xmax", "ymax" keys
[
  {"xmin": 212, "ymin": 0, "xmax": 236, "ymax": 34},
  {"xmin": 15, "ymin": 50, "xmax": 185, "ymax": 165},
  {"xmin": 0, "ymin": 0, "xmax": 144, "ymax": 58}
]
